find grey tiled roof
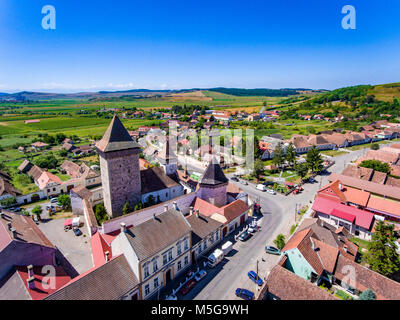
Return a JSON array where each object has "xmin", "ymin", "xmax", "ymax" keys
[
  {"xmin": 45, "ymin": 255, "xmax": 138, "ymax": 300},
  {"xmin": 124, "ymin": 209, "xmax": 191, "ymax": 261},
  {"xmin": 96, "ymin": 115, "xmax": 140, "ymax": 153},
  {"xmin": 200, "ymin": 159, "xmax": 228, "ymax": 186}
]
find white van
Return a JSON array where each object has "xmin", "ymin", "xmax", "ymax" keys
[
  {"xmin": 207, "ymin": 249, "xmax": 224, "ymax": 268},
  {"xmin": 256, "ymin": 184, "xmax": 266, "ymax": 192}
]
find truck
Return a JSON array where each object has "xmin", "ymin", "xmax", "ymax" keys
[
  {"xmin": 207, "ymin": 249, "xmax": 224, "ymax": 268},
  {"xmin": 221, "ymin": 241, "xmax": 233, "ymax": 256}
]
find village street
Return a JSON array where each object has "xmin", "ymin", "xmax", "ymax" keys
[{"xmin": 182, "ymin": 147, "xmax": 370, "ymax": 300}]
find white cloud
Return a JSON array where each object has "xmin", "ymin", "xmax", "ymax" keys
[{"xmin": 106, "ymin": 83, "xmax": 136, "ymax": 89}]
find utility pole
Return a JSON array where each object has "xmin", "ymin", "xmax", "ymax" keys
[
  {"xmin": 294, "ymin": 203, "xmax": 297, "ymax": 223},
  {"xmin": 256, "ymin": 260, "xmax": 259, "ymax": 292}
]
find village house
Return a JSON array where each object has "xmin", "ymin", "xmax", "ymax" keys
[
  {"xmin": 186, "ymin": 209, "xmax": 223, "ymax": 262},
  {"xmin": 0, "ymin": 211, "xmax": 73, "ymax": 300},
  {"xmin": 276, "ymin": 217, "xmax": 400, "ymax": 300},
  {"xmin": 111, "ymin": 208, "xmax": 192, "ymax": 300},
  {"xmin": 45, "ymin": 255, "xmax": 140, "ymax": 300},
  {"xmin": 31, "ymin": 141, "xmax": 49, "ymax": 151}
]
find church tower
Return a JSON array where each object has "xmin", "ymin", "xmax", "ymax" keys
[
  {"xmin": 197, "ymin": 157, "xmax": 228, "ymax": 207},
  {"xmin": 96, "ymin": 115, "xmax": 141, "ymax": 218},
  {"xmin": 157, "ymin": 137, "xmax": 177, "ymax": 176}
]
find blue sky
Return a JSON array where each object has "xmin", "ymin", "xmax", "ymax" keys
[{"xmin": 0, "ymin": 0, "xmax": 399, "ymax": 92}]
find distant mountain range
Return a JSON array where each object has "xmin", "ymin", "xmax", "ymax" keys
[{"xmin": 0, "ymin": 87, "xmax": 325, "ymax": 102}]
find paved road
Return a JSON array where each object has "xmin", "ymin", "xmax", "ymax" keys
[{"xmin": 184, "ymin": 147, "xmax": 370, "ymax": 300}]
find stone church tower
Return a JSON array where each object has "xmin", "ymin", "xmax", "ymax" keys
[
  {"xmin": 157, "ymin": 137, "xmax": 177, "ymax": 176},
  {"xmin": 197, "ymin": 157, "xmax": 228, "ymax": 207},
  {"xmin": 96, "ymin": 115, "xmax": 141, "ymax": 218}
]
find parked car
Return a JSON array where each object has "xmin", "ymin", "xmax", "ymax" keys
[
  {"xmin": 248, "ymin": 226, "xmax": 257, "ymax": 233},
  {"xmin": 235, "ymin": 288, "xmax": 255, "ymax": 300},
  {"xmin": 50, "ymin": 198, "xmax": 58, "ymax": 204},
  {"xmin": 263, "ymin": 181, "xmax": 274, "ymax": 186},
  {"xmin": 195, "ymin": 270, "xmax": 207, "ymax": 282},
  {"xmin": 266, "ymin": 188, "xmax": 276, "ymax": 195},
  {"xmin": 238, "ymin": 231, "xmax": 251, "ymax": 241},
  {"xmin": 73, "ymin": 228, "xmax": 82, "ymax": 236},
  {"xmin": 231, "ymin": 177, "xmax": 239, "ymax": 182},
  {"xmin": 265, "ymin": 246, "xmax": 281, "ymax": 255},
  {"xmin": 256, "ymin": 184, "xmax": 266, "ymax": 191},
  {"xmin": 180, "ymin": 279, "xmax": 196, "ymax": 295},
  {"xmin": 165, "ymin": 294, "xmax": 177, "ymax": 300},
  {"xmin": 240, "ymin": 180, "xmax": 248, "ymax": 185},
  {"xmin": 248, "ymin": 270, "xmax": 263, "ymax": 286}
]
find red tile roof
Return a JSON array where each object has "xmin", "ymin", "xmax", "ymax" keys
[
  {"xmin": 312, "ymin": 196, "xmax": 374, "ymax": 230},
  {"xmin": 16, "ymin": 266, "xmax": 71, "ymax": 300}
]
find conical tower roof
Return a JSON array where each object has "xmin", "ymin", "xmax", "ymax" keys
[
  {"xmin": 200, "ymin": 157, "xmax": 228, "ymax": 186},
  {"xmin": 96, "ymin": 115, "xmax": 140, "ymax": 153}
]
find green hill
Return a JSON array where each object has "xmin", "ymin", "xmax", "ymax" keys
[{"xmin": 279, "ymin": 82, "xmax": 400, "ymax": 125}]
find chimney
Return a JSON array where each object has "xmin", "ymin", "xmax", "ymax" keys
[
  {"xmin": 196, "ymin": 209, "xmax": 200, "ymax": 218},
  {"xmin": 173, "ymin": 202, "xmax": 178, "ymax": 211},
  {"xmin": 120, "ymin": 222, "xmax": 127, "ymax": 233},
  {"xmin": 7, "ymin": 222, "xmax": 12, "ymax": 230},
  {"xmin": 189, "ymin": 207, "xmax": 193, "ymax": 215},
  {"xmin": 27, "ymin": 276, "xmax": 35, "ymax": 290},
  {"xmin": 105, "ymin": 251, "xmax": 110, "ymax": 262},
  {"xmin": 10, "ymin": 227, "xmax": 17, "ymax": 239},
  {"xmin": 27, "ymin": 265, "xmax": 34, "ymax": 278},
  {"xmin": 343, "ymin": 245, "xmax": 348, "ymax": 252},
  {"xmin": 164, "ymin": 205, "xmax": 169, "ymax": 212}
]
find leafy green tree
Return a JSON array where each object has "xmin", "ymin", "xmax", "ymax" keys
[
  {"xmin": 359, "ymin": 160, "xmax": 390, "ymax": 174},
  {"xmin": 285, "ymin": 142, "xmax": 297, "ymax": 168},
  {"xmin": 34, "ymin": 154, "xmax": 58, "ymax": 169},
  {"xmin": 59, "ymin": 149, "xmax": 68, "ymax": 157},
  {"xmin": 57, "ymin": 194, "xmax": 71, "ymax": 210},
  {"xmin": 295, "ymin": 162, "xmax": 309, "ymax": 180},
  {"xmin": 371, "ymin": 143, "xmax": 380, "ymax": 151},
  {"xmin": 122, "ymin": 202, "xmax": 132, "ymax": 215},
  {"xmin": 55, "ymin": 133, "xmax": 67, "ymax": 144},
  {"xmin": 273, "ymin": 234, "xmax": 286, "ymax": 250},
  {"xmin": 306, "ymin": 146, "xmax": 323, "ymax": 173},
  {"xmin": 365, "ymin": 221, "xmax": 400, "ymax": 278},
  {"xmin": 95, "ymin": 203, "xmax": 109, "ymax": 224},
  {"xmin": 253, "ymin": 159, "xmax": 264, "ymax": 182},
  {"xmin": 32, "ymin": 205, "xmax": 43, "ymax": 220},
  {"xmin": 272, "ymin": 143, "xmax": 285, "ymax": 170},
  {"xmin": 42, "ymin": 134, "xmax": 56, "ymax": 145},
  {"xmin": 145, "ymin": 195, "xmax": 156, "ymax": 207},
  {"xmin": 358, "ymin": 289, "xmax": 376, "ymax": 300}
]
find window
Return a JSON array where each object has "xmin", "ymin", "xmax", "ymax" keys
[
  {"xmin": 153, "ymin": 260, "xmax": 158, "ymax": 272},
  {"xmin": 198, "ymin": 246, "xmax": 202, "ymax": 255},
  {"xmin": 145, "ymin": 284, "xmax": 150, "ymax": 296},
  {"xmin": 184, "ymin": 238, "xmax": 189, "ymax": 251},
  {"xmin": 144, "ymin": 265, "xmax": 150, "ymax": 278},
  {"xmin": 184, "ymin": 255, "xmax": 189, "ymax": 266},
  {"xmin": 215, "ymin": 231, "xmax": 219, "ymax": 241},
  {"xmin": 203, "ymin": 239, "xmax": 208, "ymax": 250},
  {"xmin": 177, "ymin": 261, "xmax": 182, "ymax": 271},
  {"xmin": 177, "ymin": 243, "xmax": 182, "ymax": 256},
  {"xmin": 154, "ymin": 278, "xmax": 159, "ymax": 289},
  {"xmin": 168, "ymin": 250, "xmax": 173, "ymax": 262},
  {"xmin": 210, "ymin": 233, "xmax": 214, "ymax": 243},
  {"xmin": 163, "ymin": 254, "xmax": 168, "ymax": 266}
]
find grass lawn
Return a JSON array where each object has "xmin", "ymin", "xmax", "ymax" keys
[{"xmin": 321, "ymin": 150, "xmax": 348, "ymax": 157}]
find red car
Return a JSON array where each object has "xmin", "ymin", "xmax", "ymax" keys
[{"xmin": 180, "ymin": 279, "xmax": 196, "ymax": 295}]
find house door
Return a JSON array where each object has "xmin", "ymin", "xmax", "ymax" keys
[
  {"xmin": 165, "ymin": 269, "xmax": 172, "ymax": 284},
  {"xmin": 131, "ymin": 293, "xmax": 138, "ymax": 300},
  {"xmin": 222, "ymin": 227, "xmax": 227, "ymax": 237},
  {"xmin": 240, "ymin": 214, "xmax": 245, "ymax": 225}
]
